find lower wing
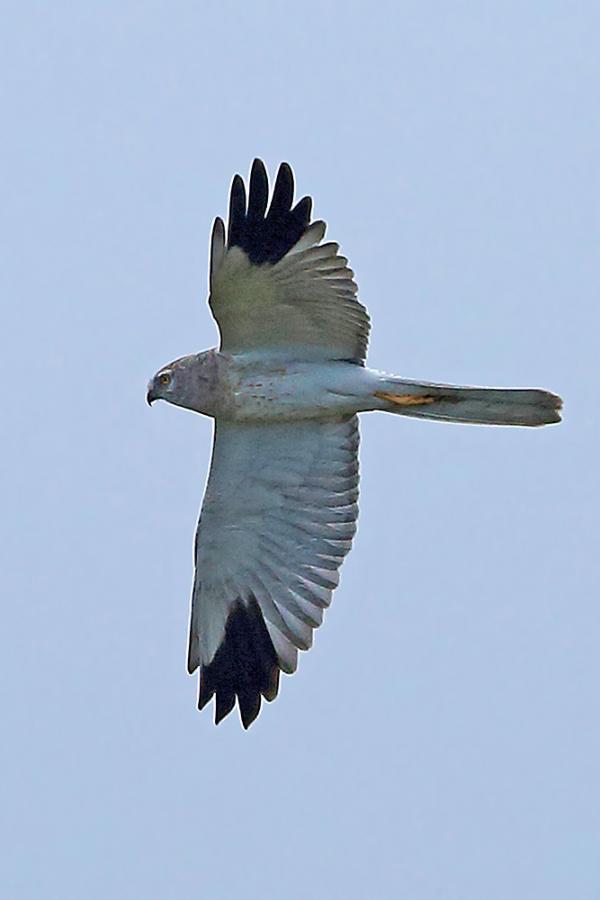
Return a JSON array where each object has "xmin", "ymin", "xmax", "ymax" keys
[{"xmin": 188, "ymin": 416, "xmax": 360, "ymax": 728}]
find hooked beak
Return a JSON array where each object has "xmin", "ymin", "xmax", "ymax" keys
[{"xmin": 146, "ymin": 388, "xmax": 157, "ymax": 406}]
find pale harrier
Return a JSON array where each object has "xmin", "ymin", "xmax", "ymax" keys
[{"xmin": 147, "ymin": 160, "xmax": 561, "ymax": 728}]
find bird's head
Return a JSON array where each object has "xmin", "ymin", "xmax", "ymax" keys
[{"xmin": 147, "ymin": 350, "xmax": 221, "ymax": 416}]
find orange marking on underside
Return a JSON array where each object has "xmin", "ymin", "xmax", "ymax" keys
[{"xmin": 374, "ymin": 390, "xmax": 437, "ymax": 406}]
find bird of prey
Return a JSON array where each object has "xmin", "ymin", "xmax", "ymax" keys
[{"xmin": 147, "ymin": 160, "xmax": 562, "ymax": 729}]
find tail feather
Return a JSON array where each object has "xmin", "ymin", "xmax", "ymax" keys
[{"xmin": 374, "ymin": 379, "xmax": 562, "ymax": 427}]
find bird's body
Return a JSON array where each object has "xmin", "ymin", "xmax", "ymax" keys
[
  {"xmin": 148, "ymin": 160, "xmax": 562, "ymax": 728},
  {"xmin": 158, "ymin": 350, "xmax": 375, "ymax": 420},
  {"xmin": 155, "ymin": 348, "xmax": 561, "ymax": 426}
]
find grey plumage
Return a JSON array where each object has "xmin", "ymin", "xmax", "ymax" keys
[{"xmin": 147, "ymin": 160, "xmax": 562, "ymax": 728}]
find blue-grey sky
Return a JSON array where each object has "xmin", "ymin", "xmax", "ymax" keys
[{"xmin": 2, "ymin": 3, "xmax": 599, "ymax": 898}]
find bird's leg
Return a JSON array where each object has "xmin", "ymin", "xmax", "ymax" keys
[{"xmin": 374, "ymin": 391, "xmax": 436, "ymax": 407}]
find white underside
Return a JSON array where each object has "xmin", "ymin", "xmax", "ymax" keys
[{"xmin": 219, "ymin": 356, "xmax": 385, "ymax": 421}]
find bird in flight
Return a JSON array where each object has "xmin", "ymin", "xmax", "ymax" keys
[{"xmin": 147, "ymin": 160, "xmax": 562, "ymax": 729}]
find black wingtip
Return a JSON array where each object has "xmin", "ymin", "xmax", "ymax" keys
[
  {"xmin": 226, "ymin": 161, "xmax": 314, "ymax": 265},
  {"xmin": 227, "ymin": 174, "xmax": 247, "ymax": 247},
  {"xmin": 247, "ymin": 159, "xmax": 268, "ymax": 225},
  {"xmin": 197, "ymin": 596, "xmax": 280, "ymax": 729},
  {"xmin": 270, "ymin": 162, "xmax": 294, "ymax": 215}
]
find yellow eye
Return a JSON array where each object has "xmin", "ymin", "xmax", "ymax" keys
[{"xmin": 159, "ymin": 372, "xmax": 171, "ymax": 386}]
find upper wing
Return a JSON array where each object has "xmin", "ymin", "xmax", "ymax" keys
[
  {"xmin": 208, "ymin": 159, "xmax": 370, "ymax": 364},
  {"xmin": 188, "ymin": 416, "xmax": 360, "ymax": 728}
]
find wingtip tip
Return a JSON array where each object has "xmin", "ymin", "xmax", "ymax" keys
[
  {"xmin": 278, "ymin": 160, "xmax": 293, "ymax": 179},
  {"xmin": 211, "ymin": 215, "xmax": 225, "ymax": 235},
  {"xmin": 239, "ymin": 701, "xmax": 261, "ymax": 730}
]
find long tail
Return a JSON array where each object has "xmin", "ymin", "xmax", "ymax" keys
[{"xmin": 373, "ymin": 378, "xmax": 562, "ymax": 426}]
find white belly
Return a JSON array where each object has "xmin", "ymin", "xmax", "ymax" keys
[{"xmin": 220, "ymin": 356, "xmax": 377, "ymax": 421}]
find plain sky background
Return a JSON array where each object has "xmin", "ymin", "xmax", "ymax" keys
[{"xmin": 2, "ymin": 2, "xmax": 599, "ymax": 898}]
